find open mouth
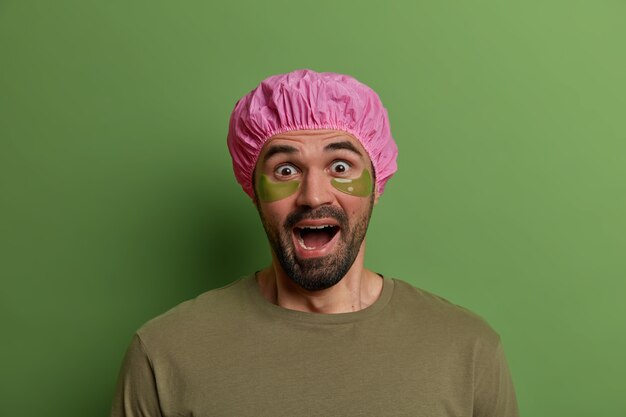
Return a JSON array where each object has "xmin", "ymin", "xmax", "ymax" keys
[{"xmin": 293, "ymin": 225, "xmax": 340, "ymax": 251}]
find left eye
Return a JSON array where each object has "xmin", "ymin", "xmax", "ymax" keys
[{"xmin": 330, "ymin": 161, "xmax": 351, "ymax": 174}]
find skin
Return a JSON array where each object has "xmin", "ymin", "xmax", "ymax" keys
[{"xmin": 253, "ymin": 129, "xmax": 383, "ymax": 314}]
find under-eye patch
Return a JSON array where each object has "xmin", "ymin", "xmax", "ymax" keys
[
  {"xmin": 331, "ymin": 169, "xmax": 373, "ymax": 197},
  {"xmin": 257, "ymin": 174, "xmax": 300, "ymax": 202}
]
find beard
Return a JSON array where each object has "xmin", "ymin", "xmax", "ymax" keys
[{"xmin": 258, "ymin": 199, "xmax": 374, "ymax": 291}]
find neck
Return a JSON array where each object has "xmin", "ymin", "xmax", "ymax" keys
[{"xmin": 256, "ymin": 242, "xmax": 383, "ymax": 314}]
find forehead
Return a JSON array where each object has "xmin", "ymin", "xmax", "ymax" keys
[{"xmin": 257, "ymin": 129, "xmax": 370, "ymax": 164}]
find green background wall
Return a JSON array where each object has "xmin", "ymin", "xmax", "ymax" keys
[{"xmin": 1, "ymin": 1, "xmax": 625, "ymax": 416}]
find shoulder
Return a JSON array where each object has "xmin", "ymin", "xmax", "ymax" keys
[
  {"xmin": 389, "ymin": 278, "xmax": 501, "ymax": 347},
  {"xmin": 135, "ymin": 276, "xmax": 252, "ymax": 349}
]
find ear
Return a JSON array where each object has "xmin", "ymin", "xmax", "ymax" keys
[
  {"xmin": 252, "ymin": 193, "xmax": 260, "ymax": 208},
  {"xmin": 373, "ymin": 185, "xmax": 381, "ymax": 205},
  {"xmin": 251, "ymin": 168, "xmax": 261, "ymax": 208}
]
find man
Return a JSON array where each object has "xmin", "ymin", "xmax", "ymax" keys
[{"xmin": 111, "ymin": 69, "xmax": 519, "ymax": 417}]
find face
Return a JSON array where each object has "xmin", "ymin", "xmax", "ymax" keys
[{"xmin": 253, "ymin": 129, "xmax": 377, "ymax": 291}]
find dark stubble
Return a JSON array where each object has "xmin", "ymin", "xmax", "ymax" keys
[{"xmin": 258, "ymin": 199, "xmax": 374, "ymax": 291}]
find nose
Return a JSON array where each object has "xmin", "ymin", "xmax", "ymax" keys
[{"xmin": 295, "ymin": 169, "xmax": 334, "ymax": 208}]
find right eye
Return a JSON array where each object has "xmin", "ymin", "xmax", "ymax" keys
[{"xmin": 274, "ymin": 164, "xmax": 298, "ymax": 179}]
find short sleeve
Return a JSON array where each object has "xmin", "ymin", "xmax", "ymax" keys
[
  {"xmin": 473, "ymin": 339, "xmax": 520, "ymax": 417},
  {"xmin": 110, "ymin": 334, "xmax": 164, "ymax": 417}
]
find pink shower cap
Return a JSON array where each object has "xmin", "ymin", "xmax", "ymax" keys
[{"xmin": 226, "ymin": 69, "xmax": 398, "ymax": 199}]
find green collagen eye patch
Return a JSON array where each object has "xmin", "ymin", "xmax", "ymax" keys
[
  {"xmin": 331, "ymin": 169, "xmax": 373, "ymax": 197},
  {"xmin": 257, "ymin": 174, "xmax": 300, "ymax": 202}
]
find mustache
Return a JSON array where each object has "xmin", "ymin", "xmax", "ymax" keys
[{"xmin": 284, "ymin": 206, "xmax": 348, "ymax": 230}]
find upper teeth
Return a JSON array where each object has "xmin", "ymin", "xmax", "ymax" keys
[{"xmin": 299, "ymin": 225, "xmax": 333, "ymax": 230}]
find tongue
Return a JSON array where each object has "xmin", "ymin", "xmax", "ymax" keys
[{"xmin": 301, "ymin": 228, "xmax": 334, "ymax": 249}]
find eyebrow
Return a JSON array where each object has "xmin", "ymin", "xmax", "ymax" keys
[
  {"xmin": 262, "ymin": 140, "xmax": 363, "ymax": 163},
  {"xmin": 262, "ymin": 144, "xmax": 299, "ymax": 162},
  {"xmin": 324, "ymin": 141, "xmax": 363, "ymax": 156}
]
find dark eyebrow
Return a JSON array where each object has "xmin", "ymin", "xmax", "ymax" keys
[
  {"xmin": 263, "ymin": 144, "xmax": 299, "ymax": 162},
  {"xmin": 324, "ymin": 141, "xmax": 363, "ymax": 157}
]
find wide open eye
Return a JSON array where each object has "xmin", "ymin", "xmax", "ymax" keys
[
  {"xmin": 274, "ymin": 163, "xmax": 299, "ymax": 179},
  {"xmin": 330, "ymin": 160, "xmax": 351, "ymax": 175}
]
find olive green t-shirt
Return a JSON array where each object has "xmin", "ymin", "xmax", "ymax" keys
[{"xmin": 111, "ymin": 276, "xmax": 519, "ymax": 417}]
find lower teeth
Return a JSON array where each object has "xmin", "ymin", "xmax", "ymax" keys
[{"xmin": 297, "ymin": 236, "xmax": 314, "ymax": 250}]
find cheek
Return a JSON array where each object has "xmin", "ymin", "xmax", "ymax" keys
[
  {"xmin": 331, "ymin": 169, "xmax": 373, "ymax": 197},
  {"xmin": 257, "ymin": 174, "xmax": 300, "ymax": 202},
  {"xmin": 259, "ymin": 199, "xmax": 293, "ymax": 227}
]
